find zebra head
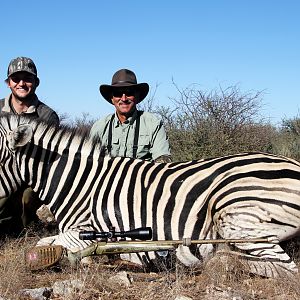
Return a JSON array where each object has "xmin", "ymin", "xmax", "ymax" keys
[{"xmin": 0, "ymin": 115, "xmax": 33, "ymax": 198}]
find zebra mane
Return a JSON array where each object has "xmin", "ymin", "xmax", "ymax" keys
[{"xmin": 0, "ymin": 113, "xmax": 103, "ymax": 155}]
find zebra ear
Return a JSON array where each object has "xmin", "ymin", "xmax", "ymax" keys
[{"xmin": 7, "ymin": 124, "xmax": 33, "ymax": 150}]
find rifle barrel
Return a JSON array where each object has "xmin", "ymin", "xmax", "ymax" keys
[{"xmin": 110, "ymin": 237, "xmax": 272, "ymax": 245}]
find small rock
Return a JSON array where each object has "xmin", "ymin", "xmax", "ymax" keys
[
  {"xmin": 108, "ymin": 271, "xmax": 132, "ymax": 287},
  {"xmin": 52, "ymin": 279, "xmax": 84, "ymax": 297},
  {"xmin": 19, "ymin": 287, "xmax": 52, "ymax": 300}
]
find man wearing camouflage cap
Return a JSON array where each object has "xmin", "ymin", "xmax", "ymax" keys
[
  {"xmin": 1, "ymin": 56, "xmax": 59, "ymax": 124},
  {"xmin": 0, "ymin": 56, "xmax": 59, "ymax": 236}
]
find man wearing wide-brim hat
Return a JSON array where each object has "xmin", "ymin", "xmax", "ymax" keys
[{"xmin": 90, "ymin": 69, "xmax": 171, "ymax": 162}]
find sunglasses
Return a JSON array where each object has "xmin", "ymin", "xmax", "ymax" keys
[
  {"xmin": 112, "ymin": 89, "xmax": 135, "ymax": 98},
  {"xmin": 10, "ymin": 74, "xmax": 35, "ymax": 83}
]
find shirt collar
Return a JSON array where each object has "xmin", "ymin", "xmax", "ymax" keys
[
  {"xmin": 2, "ymin": 94, "xmax": 39, "ymax": 114},
  {"xmin": 114, "ymin": 109, "xmax": 139, "ymax": 126}
]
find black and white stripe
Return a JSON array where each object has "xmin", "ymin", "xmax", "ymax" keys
[{"xmin": 0, "ymin": 114, "xmax": 299, "ymax": 277}]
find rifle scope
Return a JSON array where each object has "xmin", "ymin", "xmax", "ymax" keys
[{"xmin": 79, "ymin": 227, "xmax": 152, "ymax": 241}]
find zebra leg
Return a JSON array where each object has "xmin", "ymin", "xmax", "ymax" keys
[
  {"xmin": 36, "ymin": 234, "xmax": 60, "ymax": 246},
  {"xmin": 214, "ymin": 210, "xmax": 299, "ymax": 278},
  {"xmin": 213, "ymin": 243, "xmax": 298, "ymax": 278},
  {"xmin": 176, "ymin": 225, "xmax": 218, "ymax": 269},
  {"xmin": 37, "ymin": 229, "xmax": 93, "ymax": 251},
  {"xmin": 21, "ymin": 187, "xmax": 42, "ymax": 227}
]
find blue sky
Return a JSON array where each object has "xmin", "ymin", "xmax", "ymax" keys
[{"xmin": 1, "ymin": 1, "xmax": 299, "ymax": 126}]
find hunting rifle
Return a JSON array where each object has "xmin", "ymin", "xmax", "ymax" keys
[{"xmin": 25, "ymin": 227, "xmax": 277, "ymax": 271}]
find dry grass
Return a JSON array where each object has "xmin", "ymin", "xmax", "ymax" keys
[{"xmin": 0, "ymin": 228, "xmax": 300, "ymax": 300}]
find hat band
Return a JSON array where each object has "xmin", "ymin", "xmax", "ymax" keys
[{"xmin": 113, "ymin": 80, "xmax": 136, "ymax": 85}]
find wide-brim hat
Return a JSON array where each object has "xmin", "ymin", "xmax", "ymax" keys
[{"xmin": 100, "ymin": 69, "xmax": 149, "ymax": 104}]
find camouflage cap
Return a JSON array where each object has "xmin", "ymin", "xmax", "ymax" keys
[{"xmin": 7, "ymin": 57, "xmax": 38, "ymax": 78}]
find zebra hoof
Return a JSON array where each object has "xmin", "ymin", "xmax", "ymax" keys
[{"xmin": 25, "ymin": 245, "xmax": 65, "ymax": 271}]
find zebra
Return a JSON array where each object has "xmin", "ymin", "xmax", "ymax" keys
[{"xmin": 0, "ymin": 114, "xmax": 300, "ymax": 278}]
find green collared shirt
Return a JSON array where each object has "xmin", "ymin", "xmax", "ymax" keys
[{"xmin": 90, "ymin": 110, "xmax": 170, "ymax": 161}]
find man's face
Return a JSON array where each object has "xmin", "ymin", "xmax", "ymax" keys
[
  {"xmin": 111, "ymin": 88, "xmax": 138, "ymax": 116},
  {"xmin": 7, "ymin": 71, "xmax": 38, "ymax": 101}
]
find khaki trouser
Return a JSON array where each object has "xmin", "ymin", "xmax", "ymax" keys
[{"xmin": 0, "ymin": 187, "xmax": 42, "ymax": 236}]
